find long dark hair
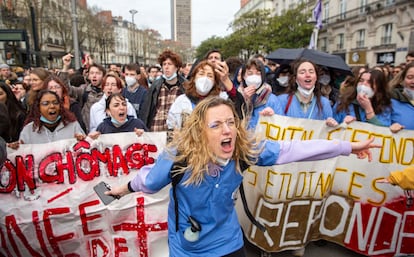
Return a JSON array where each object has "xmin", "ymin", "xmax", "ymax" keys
[
  {"xmin": 366, "ymin": 69, "xmax": 392, "ymax": 114},
  {"xmin": 287, "ymin": 59, "xmax": 324, "ymax": 113},
  {"xmin": 336, "ymin": 69, "xmax": 392, "ymax": 114},
  {"xmin": 0, "ymin": 82, "xmax": 26, "ymax": 142},
  {"xmin": 25, "ymin": 90, "xmax": 76, "ymax": 132}
]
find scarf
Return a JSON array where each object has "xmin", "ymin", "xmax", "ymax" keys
[{"xmin": 247, "ymin": 83, "xmax": 272, "ymax": 114}]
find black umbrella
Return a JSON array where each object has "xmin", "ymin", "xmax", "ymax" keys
[{"xmin": 266, "ymin": 48, "xmax": 352, "ymax": 75}]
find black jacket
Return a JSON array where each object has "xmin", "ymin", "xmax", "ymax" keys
[
  {"xmin": 138, "ymin": 75, "xmax": 186, "ymax": 128},
  {"xmin": 96, "ymin": 116, "xmax": 148, "ymax": 134}
]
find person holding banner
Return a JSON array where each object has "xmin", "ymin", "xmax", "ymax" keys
[
  {"xmin": 377, "ymin": 166, "xmax": 414, "ymax": 190},
  {"xmin": 89, "ymin": 74, "xmax": 137, "ymax": 132},
  {"xmin": 388, "ymin": 61, "xmax": 414, "ymax": 132},
  {"xmin": 239, "ymin": 58, "xmax": 283, "ymax": 128},
  {"xmin": 277, "ymin": 59, "xmax": 336, "ymax": 128},
  {"xmin": 106, "ymin": 96, "xmax": 379, "ymax": 257},
  {"xmin": 94, "ymin": 93, "xmax": 147, "ymax": 135},
  {"xmin": 333, "ymin": 69, "xmax": 392, "ymax": 127},
  {"xmin": 18, "ymin": 90, "xmax": 85, "ymax": 145}
]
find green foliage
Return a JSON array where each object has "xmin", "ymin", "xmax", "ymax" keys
[
  {"xmin": 195, "ymin": 4, "xmax": 314, "ymax": 59},
  {"xmin": 195, "ymin": 36, "xmax": 226, "ymax": 60}
]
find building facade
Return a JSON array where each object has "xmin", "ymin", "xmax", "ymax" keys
[
  {"xmin": 319, "ymin": 0, "xmax": 414, "ymax": 66},
  {"xmin": 234, "ymin": 0, "xmax": 414, "ymax": 67},
  {"xmin": 171, "ymin": 0, "xmax": 192, "ymax": 49}
]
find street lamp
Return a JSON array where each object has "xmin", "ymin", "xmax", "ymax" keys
[{"xmin": 129, "ymin": 9, "xmax": 138, "ymax": 63}]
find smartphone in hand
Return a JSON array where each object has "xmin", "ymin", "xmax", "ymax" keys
[{"xmin": 93, "ymin": 181, "xmax": 119, "ymax": 205}]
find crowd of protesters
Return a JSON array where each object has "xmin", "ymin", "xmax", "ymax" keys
[{"xmin": 0, "ymin": 49, "xmax": 413, "ymax": 257}]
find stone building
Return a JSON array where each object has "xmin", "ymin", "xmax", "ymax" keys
[{"xmin": 235, "ymin": 0, "xmax": 414, "ymax": 67}]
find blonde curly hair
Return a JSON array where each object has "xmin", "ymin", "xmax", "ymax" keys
[{"xmin": 168, "ymin": 96, "xmax": 260, "ymax": 186}]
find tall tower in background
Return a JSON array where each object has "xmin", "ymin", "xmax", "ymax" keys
[{"xmin": 171, "ymin": 0, "xmax": 192, "ymax": 49}]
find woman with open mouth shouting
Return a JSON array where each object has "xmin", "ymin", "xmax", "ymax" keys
[
  {"xmin": 90, "ymin": 93, "xmax": 147, "ymax": 136},
  {"xmin": 18, "ymin": 90, "xmax": 85, "ymax": 145},
  {"xmin": 105, "ymin": 96, "xmax": 380, "ymax": 257}
]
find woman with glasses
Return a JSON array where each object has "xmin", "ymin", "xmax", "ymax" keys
[
  {"xmin": 105, "ymin": 96, "xmax": 379, "ymax": 257},
  {"xmin": 19, "ymin": 90, "xmax": 85, "ymax": 144}
]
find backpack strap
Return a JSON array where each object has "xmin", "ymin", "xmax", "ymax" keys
[
  {"xmin": 171, "ymin": 159, "xmax": 186, "ymax": 232},
  {"xmin": 284, "ymin": 94, "xmax": 294, "ymax": 115},
  {"xmin": 239, "ymin": 160, "xmax": 266, "ymax": 232},
  {"xmin": 171, "ymin": 159, "xmax": 266, "ymax": 233},
  {"xmin": 352, "ymin": 103, "xmax": 361, "ymax": 121}
]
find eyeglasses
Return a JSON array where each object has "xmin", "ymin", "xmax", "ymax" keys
[
  {"xmin": 48, "ymin": 85, "xmax": 62, "ymax": 90},
  {"xmin": 40, "ymin": 101, "xmax": 60, "ymax": 107},
  {"xmin": 207, "ymin": 118, "xmax": 237, "ymax": 130}
]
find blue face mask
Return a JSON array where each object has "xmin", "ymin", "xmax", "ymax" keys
[
  {"xmin": 162, "ymin": 72, "xmax": 177, "ymax": 81},
  {"xmin": 40, "ymin": 115, "xmax": 61, "ymax": 124},
  {"xmin": 111, "ymin": 117, "xmax": 128, "ymax": 127}
]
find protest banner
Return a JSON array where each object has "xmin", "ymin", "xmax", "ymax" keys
[
  {"xmin": 0, "ymin": 115, "xmax": 413, "ymax": 256},
  {"xmin": 0, "ymin": 132, "xmax": 169, "ymax": 257},
  {"xmin": 237, "ymin": 115, "xmax": 414, "ymax": 257}
]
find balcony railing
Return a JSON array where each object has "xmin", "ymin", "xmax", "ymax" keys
[
  {"xmin": 381, "ymin": 36, "xmax": 392, "ymax": 44},
  {"xmin": 323, "ymin": 0, "xmax": 409, "ymax": 26},
  {"xmin": 356, "ymin": 40, "xmax": 365, "ymax": 48}
]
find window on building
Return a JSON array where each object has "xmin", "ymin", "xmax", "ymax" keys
[
  {"xmin": 321, "ymin": 37, "xmax": 327, "ymax": 52},
  {"xmin": 385, "ymin": 0, "xmax": 395, "ymax": 6},
  {"xmin": 339, "ymin": 0, "xmax": 346, "ymax": 19},
  {"xmin": 359, "ymin": 0, "xmax": 367, "ymax": 13},
  {"xmin": 356, "ymin": 29, "xmax": 365, "ymax": 48},
  {"xmin": 381, "ymin": 24, "xmax": 392, "ymax": 44},
  {"xmin": 323, "ymin": 2, "xmax": 329, "ymax": 23},
  {"xmin": 338, "ymin": 33, "xmax": 344, "ymax": 50}
]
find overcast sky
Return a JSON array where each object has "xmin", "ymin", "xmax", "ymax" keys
[{"xmin": 86, "ymin": 0, "xmax": 240, "ymax": 47}]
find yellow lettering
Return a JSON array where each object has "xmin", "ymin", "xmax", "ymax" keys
[
  {"xmin": 348, "ymin": 172, "xmax": 365, "ymax": 200},
  {"xmin": 264, "ymin": 169, "xmax": 277, "ymax": 199},
  {"xmin": 368, "ymin": 178, "xmax": 387, "ymax": 205}
]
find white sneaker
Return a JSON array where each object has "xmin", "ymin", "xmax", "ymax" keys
[{"xmin": 292, "ymin": 247, "xmax": 305, "ymax": 257}]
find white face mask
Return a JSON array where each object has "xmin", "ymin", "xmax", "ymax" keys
[
  {"xmin": 195, "ymin": 76, "xmax": 214, "ymax": 96},
  {"xmin": 319, "ymin": 74, "xmax": 331, "ymax": 85},
  {"xmin": 277, "ymin": 76, "xmax": 289, "ymax": 87},
  {"xmin": 357, "ymin": 84, "xmax": 374, "ymax": 98},
  {"xmin": 403, "ymin": 87, "xmax": 414, "ymax": 100},
  {"xmin": 296, "ymin": 80, "xmax": 315, "ymax": 97},
  {"xmin": 162, "ymin": 72, "xmax": 177, "ymax": 81},
  {"xmin": 245, "ymin": 74, "xmax": 262, "ymax": 89},
  {"xmin": 125, "ymin": 76, "xmax": 137, "ymax": 87}
]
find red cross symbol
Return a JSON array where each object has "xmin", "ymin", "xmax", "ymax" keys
[{"xmin": 113, "ymin": 196, "xmax": 168, "ymax": 256}]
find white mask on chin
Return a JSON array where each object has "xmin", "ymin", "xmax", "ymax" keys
[
  {"xmin": 216, "ymin": 157, "xmax": 229, "ymax": 166},
  {"xmin": 403, "ymin": 87, "xmax": 414, "ymax": 100},
  {"xmin": 296, "ymin": 81, "xmax": 315, "ymax": 97}
]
